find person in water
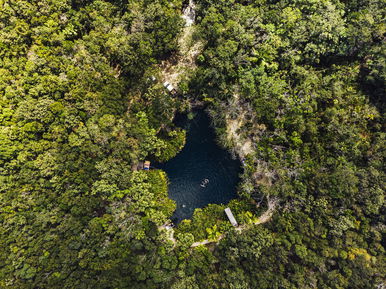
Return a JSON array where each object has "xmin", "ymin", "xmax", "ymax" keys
[{"xmin": 200, "ymin": 178, "xmax": 209, "ymax": 187}]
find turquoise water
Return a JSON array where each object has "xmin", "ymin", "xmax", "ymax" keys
[{"xmin": 158, "ymin": 110, "xmax": 241, "ymax": 222}]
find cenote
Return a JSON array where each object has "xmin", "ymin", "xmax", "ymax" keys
[{"xmin": 158, "ymin": 110, "xmax": 241, "ymax": 223}]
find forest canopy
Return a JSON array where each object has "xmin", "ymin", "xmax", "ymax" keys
[{"xmin": 0, "ymin": 0, "xmax": 385, "ymax": 288}]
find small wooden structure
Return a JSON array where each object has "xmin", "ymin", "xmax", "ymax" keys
[
  {"xmin": 224, "ymin": 208, "xmax": 238, "ymax": 227},
  {"xmin": 163, "ymin": 81, "xmax": 176, "ymax": 94},
  {"xmin": 144, "ymin": 161, "xmax": 150, "ymax": 170}
]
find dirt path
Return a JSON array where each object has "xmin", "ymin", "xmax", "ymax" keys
[
  {"xmin": 191, "ymin": 239, "xmax": 216, "ymax": 248},
  {"xmin": 253, "ymin": 195, "xmax": 279, "ymax": 225},
  {"xmin": 160, "ymin": 0, "xmax": 203, "ymax": 88},
  {"xmin": 190, "ymin": 195, "xmax": 279, "ymax": 248}
]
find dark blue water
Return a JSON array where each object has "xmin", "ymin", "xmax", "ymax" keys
[{"xmin": 158, "ymin": 110, "xmax": 241, "ymax": 222}]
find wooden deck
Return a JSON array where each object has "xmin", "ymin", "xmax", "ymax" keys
[{"xmin": 224, "ymin": 208, "xmax": 238, "ymax": 227}]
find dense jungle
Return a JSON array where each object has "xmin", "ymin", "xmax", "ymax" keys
[{"xmin": 0, "ymin": 0, "xmax": 385, "ymax": 288}]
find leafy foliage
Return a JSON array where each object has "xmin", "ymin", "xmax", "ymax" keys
[{"xmin": 0, "ymin": 0, "xmax": 384, "ymax": 288}]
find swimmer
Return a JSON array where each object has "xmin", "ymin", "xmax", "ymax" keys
[{"xmin": 200, "ymin": 178, "xmax": 210, "ymax": 187}]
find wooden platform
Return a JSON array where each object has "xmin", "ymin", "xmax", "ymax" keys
[{"xmin": 224, "ymin": 208, "xmax": 238, "ymax": 227}]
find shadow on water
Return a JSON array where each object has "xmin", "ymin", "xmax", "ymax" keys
[{"xmin": 157, "ymin": 110, "xmax": 241, "ymax": 223}]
